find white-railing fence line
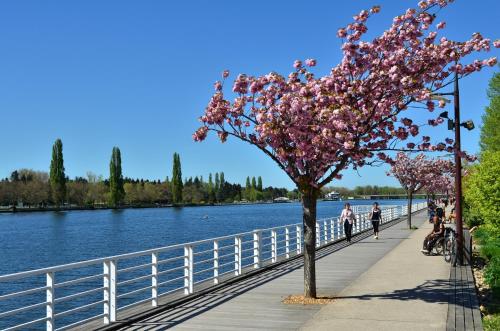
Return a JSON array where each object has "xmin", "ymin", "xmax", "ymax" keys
[{"xmin": 0, "ymin": 202, "xmax": 427, "ymax": 331}]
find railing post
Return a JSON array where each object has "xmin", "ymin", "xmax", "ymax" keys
[
  {"xmin": 285, "ymin": 228, "xmax": 290, "ymax": 259},
  {"xmin": 235, "ymin": 236, "xmax": 242, "ymax": 275},
  {"xmin": 315, "ymin": 223, "xmax": 320, "ymax": 247},
  {"xmin": 330, "ymin": 218, "xmax": 335, "ymax": 241},
  {"xmin": 46, "ymin": 272, "xmax": 55, "ymax": 331},
  {"xmin": 271, "ymin": 230, "xmax": 277, "ymax": 263},
  {"xmin": 184, "ymin": 245, "xmax": 193, "ymax": 295},
  {"xmin": 151, "ymin": 252, "xmax": 158, "ymax": 307},
  {"xmin": 337, "ymin": 217, "xmax": 342, "ymax": 239},
  {"xmin": 323, "ymin": 221, "xmax": 328, "ymax": 244},
  {"xmin": 214, "ymin": 240, "xmax": 219, "ymax": 284},
  {"xmin": 253, "ymin": 231, "xmax": 261, "ymax": 268},
  {"xmin": 103, "ymin": 260, "xmax": 116, "ymax": 324},
  {"xmin": 296, "ymin": 225, "xmax": 302, "ymax": 254}
]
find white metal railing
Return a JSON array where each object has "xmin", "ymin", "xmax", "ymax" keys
[{"xmin": 0, "ymin": 202, "xmax": 427, "ymax": 330}]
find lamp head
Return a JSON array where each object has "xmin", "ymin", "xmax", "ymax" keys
[{"xmin": 461, "ymin": 120, "xmax": 475, "ymax": 131}]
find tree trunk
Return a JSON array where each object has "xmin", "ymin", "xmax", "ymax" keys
[
  {"xmin": 302, "ymin": 188, "xmax": 318, "ymax": 298},
  {"xmin": 407, "ymin": 191, "xmax": 413, "ymax": 228}
]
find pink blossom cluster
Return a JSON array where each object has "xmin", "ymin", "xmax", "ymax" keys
[
  {"xmin": 194, "ymin": 1, "xmax": 498, "ymax": 189},
  {"xmin": 425, "ymin": 173, "xmax": 454, "ymax": 194},
  {"xmin": 389, "ymin": 152, "xmax": 454, "ymax": 194}
]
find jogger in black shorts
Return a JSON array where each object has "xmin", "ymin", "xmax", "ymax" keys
[{"xmin": 370, "ymin": 202, "xmax": 382, "ymax": 239}]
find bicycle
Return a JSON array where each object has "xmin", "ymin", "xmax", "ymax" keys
[{"xmin": 443, "ymin": 227, "xmax": 457, "ymax": 266}]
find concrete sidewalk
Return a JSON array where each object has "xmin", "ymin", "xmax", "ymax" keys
[
  {"xmin": 116, "ymin": 210, "xmax": 446, "ymax": 330},
  {"xmin": 301, "ymin": 212, "xmax": 450, "ymax": 331}
]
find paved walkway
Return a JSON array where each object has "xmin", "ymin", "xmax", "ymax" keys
[
  {"xmin": 115, "ymin": 211, "xmax": 450, "ymax": 330},
  {"xmin": 301, "ymin": 213, "xmax": 450, "ymax": 331}
]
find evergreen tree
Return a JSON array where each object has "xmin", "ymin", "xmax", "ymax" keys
[
  {"xmin": 251, "ymin": 177, "xmax": 257, "ymax": 190},
  {"xmin": 10, "ymin": 170, "xmax": 19, "ymax": 182},
  {"xmin": 257, "ymin": 176, "xmax": 263, "ymax": 191},
  {"xmin": 171, "ymin": 153, "xmax": 183, "ymax": 203},
  {"xmin": 194, "ymin": 176, "xmax": 200, "ymax": 188},
  {"xmin": 49, "ymin": 139, "xmax": 66, "ymax": 206},
  {"xmin": 108, "ymin": 147, "xmax": 125, "ymax": 207},
  {"xmin": 245, "ymin": 177, "xmax": 251, "ymax": 190}
]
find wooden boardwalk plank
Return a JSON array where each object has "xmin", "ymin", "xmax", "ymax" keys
[
  {"xmin": 446, "ymin": 266, "xmax": 456, "ymax": 331},
  {"xmin": 445, "ymin": 229, "xmax": 483, "ymax": 331}
]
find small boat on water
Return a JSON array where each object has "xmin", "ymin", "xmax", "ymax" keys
[
  {"xmin": 273, "ymin": 197, "xmax": 292, "ymax": 203},
  {"xmin": 323, "ymin": 191, "xmax": 341, "ymax": 201}
]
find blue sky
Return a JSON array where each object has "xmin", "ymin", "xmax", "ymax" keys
[{"xmin": 0, "ymin": 0, "xmax": 498, "ymax": 189}]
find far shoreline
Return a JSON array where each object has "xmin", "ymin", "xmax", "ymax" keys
[{"xmin": 0, "ymin": 197, "xmax": 421, "ymax": 214}]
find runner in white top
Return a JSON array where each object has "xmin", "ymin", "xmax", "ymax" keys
[{"xmin": 340, "ymin": 203, "xmax": 356, "ymax": 243}]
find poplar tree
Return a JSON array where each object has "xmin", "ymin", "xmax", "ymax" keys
[
  {"xmin": 257, "ymin": 176, "xmax": 263, "ymax": 191},
  {"xmin": 251, "ymin": 177, "xmax": 257, "ymax": 190},
  {"xmin": 109, "ymin": 147, "xmax": 125, "ymax": 207},
  {"xmin": 49, "ymin": 139, "xmax": 66, "ymax": 206},
  {"xmin": 218, "ymin": 172, "xmax": 226, "ymax": 201},
  {"xmin": 214, "ymin": 173, "xmax": 220, "ymax": 202},
  {"xmin": 208, "ymin": 173, "xmax": 215, "ymax": 203},
  {"xmin": 171, "ymin": 153, "xmax": 183, "ymax": 203}
]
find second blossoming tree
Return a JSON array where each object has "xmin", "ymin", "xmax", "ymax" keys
[
  {"xmin": 194, "ymin": 0, "xmax": 498, "ymax": 298},
  {"xmin": 389, "ymin": 152, "xmax": 454, "ymax": 227}
]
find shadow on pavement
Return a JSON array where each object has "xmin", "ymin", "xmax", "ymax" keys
[{"xmin": 334, "ymin": 279, "xmax": 462, "ymax": 307}]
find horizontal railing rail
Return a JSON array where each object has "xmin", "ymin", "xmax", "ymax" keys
[{"xmin": 0, "ymin": 202, "xmax": 427, "ymax": 330}]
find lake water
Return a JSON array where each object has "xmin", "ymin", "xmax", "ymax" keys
[
  {"xmin": 0, "ymin": 199, "xmax": 415, "ymax": 329},
  {"xmin": 0, "ymin": 200, "xmax": 414, "ymax": 275}
]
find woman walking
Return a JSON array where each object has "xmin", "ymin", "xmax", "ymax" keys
[
  {"xmin": 369, "ymin": 202, "xmax": 382, "ymax": 239},
  {"xmin": 340, "ymin": 203, "xmax": 356, "ymax": 243}
]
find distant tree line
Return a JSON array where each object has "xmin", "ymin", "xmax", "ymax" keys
[
  {"xmin": 322, "ymin": 185, "xmax": 407, "ymax": 198},
  {"xmin": 0, "ymin": 139, "xmax": 295, "ymax": 208}
]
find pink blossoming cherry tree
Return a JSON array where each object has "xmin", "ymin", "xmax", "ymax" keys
[
  {"xmin": 389, "ymin": 152, "xmax": 453, "ymax": 227},
  {"xmin": 194, "ymin": 0, "xmax": 498, "ymax": 298}
]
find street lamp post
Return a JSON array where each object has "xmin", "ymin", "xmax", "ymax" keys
[
  {"xmin": 436, "ymin": 71, "xmax": 475, "ymax": 266},
  {"xmin": 453, "ymin": 72, "xmax": 464, "ymax": 266}
]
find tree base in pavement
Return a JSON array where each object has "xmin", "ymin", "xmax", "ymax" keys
[{"xmin": 282, "ymin": 295, "xmax": 334, "ymax": 305}]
